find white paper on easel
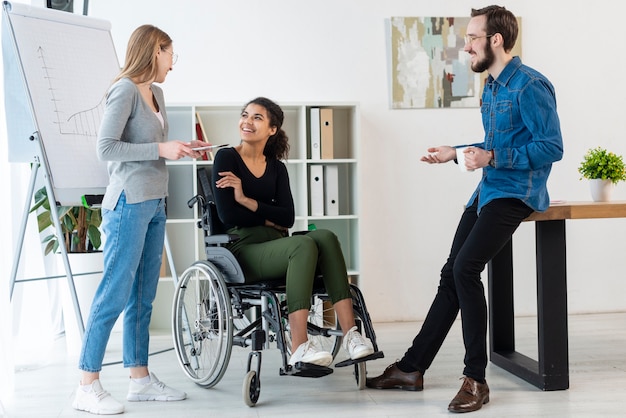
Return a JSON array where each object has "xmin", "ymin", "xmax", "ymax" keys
[
  {"xmin": 2, "ymin": 3, "xmax": 117, "ymax": 204},
  {"xmin": 309, "ymin": 165, "xmax": 324, "ymax": 216}
]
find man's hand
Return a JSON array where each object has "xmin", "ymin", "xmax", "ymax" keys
[
  {"xmin": 461, "ymin": 147, "xmax": 493, "ymax": 171},
  {"xmin": 420, "ymin": 146, "xmax": 456, "ymax": 164}
]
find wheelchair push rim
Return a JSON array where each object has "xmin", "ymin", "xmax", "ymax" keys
[{"xmin": 172, "ymin": 261, "xmax": 233, "ymax": 388}]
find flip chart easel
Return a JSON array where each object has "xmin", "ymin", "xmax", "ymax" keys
[{"xmin": 3, "ymin": 2, "xmax": 178, "ymax": 338}]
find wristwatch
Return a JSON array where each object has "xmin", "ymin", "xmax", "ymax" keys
[{"xmin": 488, "ymin": 150, "xmax": 496, "ymax": 168}]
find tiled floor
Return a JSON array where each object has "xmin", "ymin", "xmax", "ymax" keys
[{"xmin": 2, "ymin": 312, "xmax": 626, "ymax": 417}]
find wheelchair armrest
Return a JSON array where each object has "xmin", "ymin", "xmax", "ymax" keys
[{"xmin": 205, "ymin": 233, "xmax": 240, "ymax": 246}]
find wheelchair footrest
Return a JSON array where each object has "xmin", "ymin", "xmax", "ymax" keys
[
  {"xmin": 280, "ymin": 362, "xmax": 334, "ymax": 378},
  {"xmin": 335, "ymin": 351, "xmax": 385, "ymax": 368}
]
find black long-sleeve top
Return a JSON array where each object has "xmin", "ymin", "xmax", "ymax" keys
[{"xmin": 212, "ymin": 147, "xmax": 295, "ymax": 230}]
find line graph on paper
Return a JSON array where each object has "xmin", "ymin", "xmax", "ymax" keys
[
  {"xmin": 37, "ymin": 45, "xmax": 106, "ymax": 138},
  {"xmin": 28, "ymin": 40, "xmax": 113, "ymax": 190}
]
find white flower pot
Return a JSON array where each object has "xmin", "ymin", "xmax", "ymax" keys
[{"xmin": 589, "ymin": 178, "xmax": 614, "ymax": 202}]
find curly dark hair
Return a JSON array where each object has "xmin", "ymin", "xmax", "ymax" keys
[{"xmin": 242, "ymin": 97, "xmax": 290, "ymax": 161}]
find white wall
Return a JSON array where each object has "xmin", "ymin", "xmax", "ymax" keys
[{"xmin": 4, "ymin": 0, "xmax": 626, "ymax": 324}]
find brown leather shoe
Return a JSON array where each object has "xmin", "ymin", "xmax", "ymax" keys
[
  {"xmin": 365, "ymin": 362, "xmax": 423, "ymax": 391},
  {"xmin": 448, "ymin": 376, "xmax": 490, "ymax": 413}
]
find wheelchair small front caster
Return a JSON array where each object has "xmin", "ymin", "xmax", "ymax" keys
[
  {"xmin": 243, "ymin": 332, "xmax": 265, "ymax": 406},
  {"xmin": 243, "ymin": 370, "xmax": 260, "ymax": 407},
  {"xmin": 354, "ymin": 361, "xmax": 366, "ymax": 390}
]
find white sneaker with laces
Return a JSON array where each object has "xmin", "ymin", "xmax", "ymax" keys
[
  {"xmin": 288, "ymin": 340, "xmax": 333, "ymax": 367},
  {"xmin": 126, "ymin": 372, "xmax": 187, "ymax": 402},
  {"xmin": 343, "ymin": 326, "xmax": 374, "ymax": 360},
  {"xmin": 72, "ymin": 379, "xmax": 124, "ymax": 415}
]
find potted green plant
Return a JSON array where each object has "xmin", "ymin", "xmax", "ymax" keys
[
  {"xmin": 30, "ymin": 186, "xmax": 102, "ymax": 254},
  {"xmin": 578, "ymin": 147, "xmax": 626, "ymax": 201}
]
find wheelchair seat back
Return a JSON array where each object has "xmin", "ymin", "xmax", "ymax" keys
[
  {"xmin": 194, "ymin": 167, "xmax": 245, "ymax": 284},
  {"xmin": 197, "ymin": 167, "xmax": 227, "ymax": 236}
]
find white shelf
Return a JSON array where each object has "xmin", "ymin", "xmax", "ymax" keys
[{"xmin": 163, "ymin": 103, "xmax": 360, "ymax": 280}]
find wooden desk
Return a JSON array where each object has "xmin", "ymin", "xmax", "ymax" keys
[{"xmin": 488, "ymin": 201, "xmax": 626, "ymax": 390}]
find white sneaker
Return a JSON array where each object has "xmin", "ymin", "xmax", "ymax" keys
[
  {"xmin": 343, "ymin": 326, "xmax": 374, "ymax": 360},
  {"xmin": 289, "ymin": 340, "xmax": 333, "ymax": 367},
  {"xmin": 126, "ymin": 373, "xmax": 187, "ymax": 402},
  {"xmin": 72, "ymin": 379, "xmax": 124, "ymax": 415}
]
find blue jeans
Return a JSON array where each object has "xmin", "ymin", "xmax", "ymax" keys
[
  {"xmin": 400, "ymin": 198, "xmax": 533, "ymax": 381},
  {"xmin": 78, "ymin": 192, "xmax": 166, "ymax": 372}
]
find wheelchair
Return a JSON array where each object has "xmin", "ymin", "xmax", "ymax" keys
[{"xmin": 171, "ymin": 168, "xmax": 384, "ymax": 406}]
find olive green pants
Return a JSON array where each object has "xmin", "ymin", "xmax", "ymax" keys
[{"xmin": 226, "ymin": 226, "xmax": 352, "ymax": 313}]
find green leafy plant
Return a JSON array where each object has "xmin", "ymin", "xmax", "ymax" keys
[
  {"xmin": 30, "ymin": 186, "xmax": 102, "ymax": 255},
  {"xmin": 578, "ymin": 147, "xmax": 626, "ymax": 184}
]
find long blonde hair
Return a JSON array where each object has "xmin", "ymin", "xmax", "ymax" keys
[{"xmin": 114, "ymin": 24, "xmax": 172, "ymax": 84}]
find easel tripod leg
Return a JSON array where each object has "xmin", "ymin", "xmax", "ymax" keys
[
  {"xmin": 9, "ymin": 157, "xmax": 85, "ymax": 338},
  {"xmin": 9, "ymin": 162, "xmax": 39, "ymax": 300}
]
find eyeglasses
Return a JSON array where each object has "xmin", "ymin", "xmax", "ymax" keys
[
  {"xmin": 464, "ymin": 34, "xmax": 493, "ymax": 45},
  {"xmin": 161, "ymin": 48, "xmax": 178, "ymax": 65}
]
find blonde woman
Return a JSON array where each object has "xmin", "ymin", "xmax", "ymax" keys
[{"xmin": 73, "ymin": 25, "xmax": 205, "ymax": 415}]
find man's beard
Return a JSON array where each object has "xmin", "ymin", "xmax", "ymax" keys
[{"xmin": 472, "ymin": 42, "xmax": 495, "ymax": 73}]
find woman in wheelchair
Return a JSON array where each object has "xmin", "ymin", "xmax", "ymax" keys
[{"xmin": 212, "ymin": 97, "xmax": 374, "ymax": 367}]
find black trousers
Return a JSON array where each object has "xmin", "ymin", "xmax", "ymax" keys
[{"xmin": 401, "ymin": 197, "xmax": 533, "ymax": 381}]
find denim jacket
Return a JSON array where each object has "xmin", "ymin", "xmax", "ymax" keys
[{"xmin": 466, "ymin": 56, "xmax": 563, "ymax": 213}]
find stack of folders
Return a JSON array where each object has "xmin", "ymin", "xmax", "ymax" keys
[
  {"xmin": 309, "ymin": 107, "xmax": 343, "ymax": 216},
  {"xmin": 310, "ymin": 165, "xmax": 339, "ymax": 216},
  {"xmin": 309, "ymin": 107, "xmax": 338, "ymax": 160}
]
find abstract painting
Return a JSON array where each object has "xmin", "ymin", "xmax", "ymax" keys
[{"xmin": 389, "ymin": 16, "xmax": 522, "ymax": 109}]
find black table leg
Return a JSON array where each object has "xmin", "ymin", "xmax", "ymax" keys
[
  {"xmin": 535, "ymin": 219, "xmax": 569, "ymax": 390},
  {"xmin": 488, "ymin": 220, "xmax": 569, "ymax": 390},
  {"xmin": 488, "ymin": 238, "xmax": 515, "ymax": 354}
]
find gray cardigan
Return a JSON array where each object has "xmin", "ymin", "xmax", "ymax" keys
[{"xmin": 97, "ymin": 77, "xmax": 168, "ymax": 210}]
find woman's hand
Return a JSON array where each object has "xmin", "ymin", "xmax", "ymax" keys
[
  {"xmin": 216, "ymin": 171, "xmax": 258, "ymax": 212},
  {"xmin": 187, "ymin": 140, "xmax": 212, "ymax": 158},
  {"xmin": 215, "ymin": 170, "xmax": 244, "ymax": 200},
  {"xmin": 158, "ymin": 140, "xmax": 201, "ymax": 160},
  {"xmin": 265, "ymin": 219, "xmax": 288, "ymax": 232}
]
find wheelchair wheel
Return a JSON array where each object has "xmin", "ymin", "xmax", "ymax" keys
[
  {"xmin": 172, "ymin": 261, "xmax": 233, "ymax": 388},
  {"xmin": 242, "ymin": 370, "xmax": 260, "ymax": 407}
]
